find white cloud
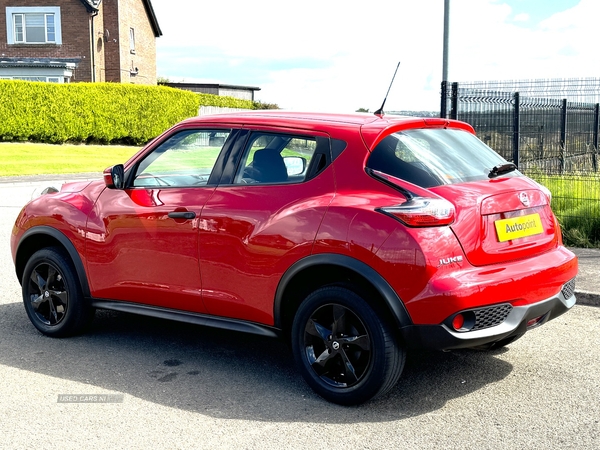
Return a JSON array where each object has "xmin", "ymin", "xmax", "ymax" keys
[
  {"xmin": 513, "ymin": 13, "xmax": 530, "ymax": 22},
  {"xmin": 152, "ymin": 0, "xmax": 597, "ymax": 112}
]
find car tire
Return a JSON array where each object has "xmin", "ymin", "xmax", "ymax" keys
[
  {"xmin": 291, "ymin": 285, "xmax": 405, "ymax": 405},
  {"xmin": 22, "ymin": 247, "xmax": 95, "ymax": 337}
]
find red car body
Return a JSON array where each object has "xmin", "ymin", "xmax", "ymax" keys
[{"xmin": 11, "ymin": 112, "xmax": 578, "ymax": 404}]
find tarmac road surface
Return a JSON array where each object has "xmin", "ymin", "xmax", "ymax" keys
[{"xmin": 0, "ymin": 177, "xmax": 599, "ymax": 449}]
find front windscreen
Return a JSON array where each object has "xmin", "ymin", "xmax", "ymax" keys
[{"xmin": 367, "ymin": 128, "xmax": 521, "ymax": 187}]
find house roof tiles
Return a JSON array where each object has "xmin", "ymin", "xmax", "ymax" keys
[{"xmin": 0, "ymin": 57, "xmax": 81, "ymax": 69}]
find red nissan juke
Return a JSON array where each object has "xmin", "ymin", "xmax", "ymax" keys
[{"xmin": 11, "ymin": 111, "xmax": 578, "ymax": 405}]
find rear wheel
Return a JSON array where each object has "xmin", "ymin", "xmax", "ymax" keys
[
  {"xmin": 291, "ymin": 286, "xmax": 405, "ymax": 405},
  {"xmin": 22, "ymin": 247, "xmax": 94, "ymax": 337}
]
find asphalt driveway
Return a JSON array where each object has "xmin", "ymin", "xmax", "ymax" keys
[{"xmin": 0, "ymin": 177, "xmax": 599, "ymax": 449}]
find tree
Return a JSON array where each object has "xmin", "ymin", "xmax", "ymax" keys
[{"xmin": 253, "ymin": 100, "xmax": 280, "ymax": 110}]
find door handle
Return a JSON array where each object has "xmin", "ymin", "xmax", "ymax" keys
[{"xmin": 168, "ymin": 211, "xmax": 196, "ymax": 220}]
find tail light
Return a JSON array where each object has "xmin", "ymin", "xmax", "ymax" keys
[{"xmin": 378, "ymin": 197, "xmax": 455, "ymax": 227}]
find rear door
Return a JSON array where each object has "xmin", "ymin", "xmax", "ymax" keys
[{"xmin": 198, "ymin": 129, "xmax": 336, "ymax": 325}]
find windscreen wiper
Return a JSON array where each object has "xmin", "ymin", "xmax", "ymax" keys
[{"xmin": 488, "ymin": 163, "xmax": 517, "ymax": 178}]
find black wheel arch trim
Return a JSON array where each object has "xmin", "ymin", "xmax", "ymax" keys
[
  {"xmin": 274, "ymin": 253, "xmax": 413, "ymax": 329},
  {"xmin": 16, "ymin": 226, "xmax": 91, "ymax": 297}
]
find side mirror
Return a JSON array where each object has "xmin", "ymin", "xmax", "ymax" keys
[
  {"xmin": 283, "ymin": 156, "xmax": 306, "ymax": 176},
  {"xmin": 103, "ymin": 164, "xmax": 125, "ymax": 189}
]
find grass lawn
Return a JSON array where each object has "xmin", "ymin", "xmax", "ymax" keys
[
  {"xmin": 529, "ymin": 173, "xmax": 600, "ymax": 247},
  {"xmin": 0, "ymin": 142, "xmax": 141, "ymax": 177}
]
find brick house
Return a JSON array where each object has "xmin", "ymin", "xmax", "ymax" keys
[{"xmin": 0, "ymin": 0, "xmax": 161, "ymax": 84}]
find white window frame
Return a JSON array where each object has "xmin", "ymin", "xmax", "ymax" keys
[
  {"xmin": 8, "ymin": 76, "xmax": 62, "ymax": 83},
  {"xmin": 6, "ymin": 7, "xmax": 62, "ymax": 45},
  {"xmin": 129, "ymin": 27, "xmax": 135, "ymax": 54}
]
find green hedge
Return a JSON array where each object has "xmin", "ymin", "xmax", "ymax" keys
[
  {"xmin": 0, "ymin": 81, "xmax": 253, "ymax": 144},
  {"xmin": 197, "ymin": 92, "xmax": 254, "ymax": 109}
]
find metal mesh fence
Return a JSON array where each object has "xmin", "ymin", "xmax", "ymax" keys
[{"xmin": 440, "ymin": 78, "xmax": 600, "ymax": 246}]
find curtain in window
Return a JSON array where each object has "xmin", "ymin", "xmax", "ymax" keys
[{"xmin": 13, "ymin": 13, "xmax": 55, "ymax": 43}]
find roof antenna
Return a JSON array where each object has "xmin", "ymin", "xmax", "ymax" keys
[{"xmin": 374, "ymin": 61, "xmax": 400, "ymax": 117}]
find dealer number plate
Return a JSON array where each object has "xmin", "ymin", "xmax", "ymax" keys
[{"xmin": 495, "ymin": 213, "xmax": 544, "ymax": 242}]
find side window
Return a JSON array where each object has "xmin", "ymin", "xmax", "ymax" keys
[
  {"xmin": 129, "ymin": 28, "xmax": 135, "ymax": 54},
  {"xmin": 133, "ymin": 129, "xmax": 232, "ymax": 188},
  {"xmin": 234, "ymin": 132, "xmax": 317, "ymax": 185}
]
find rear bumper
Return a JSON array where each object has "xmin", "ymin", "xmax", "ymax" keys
[
  {"xmin": 401, "ymin": 245, "xmax": 578, "ymax": 325},
  {"xmin": 400, "ymin": 281, "xmax": 576, "ymax": 351}
]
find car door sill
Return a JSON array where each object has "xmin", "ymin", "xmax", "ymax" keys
[{"xmin": 90, "ymin": 299, "xmax": 281, "ymax": 338}]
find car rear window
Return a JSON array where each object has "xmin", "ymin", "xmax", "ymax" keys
[{"xmin": 367, "ymin": 128, "xmax": 521, "ymax": 187}]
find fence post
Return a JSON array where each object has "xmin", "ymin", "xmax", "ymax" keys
[
  {"xmin": 450, "ymin": 82, "xmax": 458, "ymax": 120},
  {"xmin": 593, "ymin": 103, "xmax": 599, "ymax": 172},
  {"xmin": 560, "ymin": 99, "xmax": 567, "ymax": 174},
  {"xmin": 513, "ymin": 92, "xmax": 520, "ymax": 168},
  {"xmin": 440, "ymin": 81, "xmax": 448, "ymax": 118}
]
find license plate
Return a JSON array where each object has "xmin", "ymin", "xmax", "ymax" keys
[{"xmin": 495, "ymin": 213, "xmax": 544, "ymax": 242}]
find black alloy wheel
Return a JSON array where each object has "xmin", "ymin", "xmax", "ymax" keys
[
  {"xmin": 292, "ymin": 285, "xmax": 405, "ymax": 405},
  {"xmin": 27, "ymin": 260, "xmax": 69, "ymax": 326},
  {"xmin": 22, "ymin": 247, "xmax": 94, "ymax": 337},
  {"xmin": 303, "ymin": 303, "xmax": 371, "ymax": 388}
]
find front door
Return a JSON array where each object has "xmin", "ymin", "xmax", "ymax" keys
[{"xmin": 86, "ymin": 128, "xmax": 234, "ymax": 313}]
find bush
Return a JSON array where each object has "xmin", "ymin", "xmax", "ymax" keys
[
  {"xmin": 0, "ymin": 80, "xmax": 253, "ymax": 144},
  {"xmin": 197, "ymin": 93, "xmax": 254, "ymax": 109},
  {"xmin": 253, "ymin": 100, "xmax": 280, "ymax": 110},
  {"xmin": 527, "ymin": 172, "xmax": 600, "ymax": 247}
]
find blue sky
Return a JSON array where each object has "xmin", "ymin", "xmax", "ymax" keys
[
  {"xmin": 502, "ymin": 0, "xmax": 580, "ymax": 23},
  {"xmin": 151, "ymin": 0, "xmax": 596, "ymax": 112}
]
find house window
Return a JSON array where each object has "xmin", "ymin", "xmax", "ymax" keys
[
  {"xmin": 14, "ymin": 13, "xmax": 55, "ymax": 43},
  {"xmin": 6, "ymin": 7, "xmax": 62, "ymax": 45},
  {"xmin": 10, "ymin": 76, "xmax": 62, "ymax": 83},
  {"xmin": 129, "ymin": 28, "xmax": 135, "ymax": 54}
]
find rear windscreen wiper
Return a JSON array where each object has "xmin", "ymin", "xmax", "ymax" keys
[{"xmin": 488, "ymin": 163, "xmax": 517, "ymax": 178}]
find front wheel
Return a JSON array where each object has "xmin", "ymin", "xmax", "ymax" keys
[
  {"xmin": 291, "ymin": 286, "xmax": 405, "ymax": 405},
  {"xmin": 22, "ymin": 247, "xmax": 95, "ymax": 337}
]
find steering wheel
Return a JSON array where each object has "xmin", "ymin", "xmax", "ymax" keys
[{"xmin": 136, "ymin": 173, "xmax": 171, "ymax": 187}]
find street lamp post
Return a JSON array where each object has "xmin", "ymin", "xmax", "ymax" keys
[
  {"xmin": 440, "ymin": 0, "xmax": 450, "ymax": 117},
  {"xmin": 442, "ymin": 0, "xmax": 450, "ymax": 82}
]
